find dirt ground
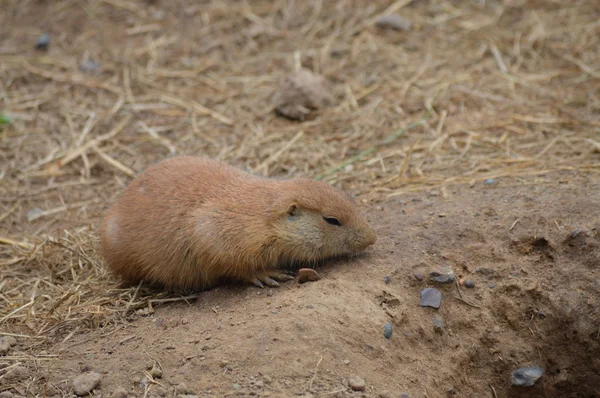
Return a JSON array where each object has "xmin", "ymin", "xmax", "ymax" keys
[{"xmin": 1, "ymin": 1, "xmax": 599, "ymax": 398}]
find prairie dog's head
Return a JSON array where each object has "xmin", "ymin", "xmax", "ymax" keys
[{"xmin": 273, "ymin": 179, "xmax": 376, "ymax": 264}]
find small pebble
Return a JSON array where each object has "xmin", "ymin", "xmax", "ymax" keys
[
  {"xmin": 150, "ymin": 366, "xmax": 162, "ymax": 378},
  {"xmin": 27, "ymin": 208, "xmax": 44, "ymax": 222},
  {"xmin": 375, "ymin": 14, "xmax": 412, "ymax": 31},
  {"xmin": 255, "ymin": 380, "xmax": 264, "ymax": 388},
  {"xmin": 429, "ymin": 266, "xmax": 456, "ymax": 284},
  {"xmin": 343, "ymin": 360, "xmax": 350, "ymax": 365},
  {"xmin": 489, "ymin": 283, "xmax": 496, "ymax": 289},
  {"xmin": 383, "ymin": 323, "xmax": 393, "ymax": 339},
  {"xmin": 570, "ymin": 228, "xmax": 584, "ymax": 238},
  {"xmin": 79, "ymin": 59, "xmax": 102, "ymax": 73},
  {"xmin": 384, "ymin": 276, "xmax": 391, "ymax": 284},
  {"xmin": 232, "ymin": 383, "xmax": 242, "ymax": 390},
  {"xmin": 433, "ymin": 315, "xmax": 444, "ymax": 334},
  {"xmin": 464, "ymin": 280, "xmax": 475, "ymax": 288},
  {"xmin": 298, "ymin": 268, "xmax": 321, "ymax": 283},
  {"xmin": 219, "ymin": 360, "xmax": 229, "ymax": 368},
  {"xmin": 475, "ymin": 267, "xmax": 494, "ymax": 276},
  {"xmin": 35, "ymin": 33, "xmax": 50, "ymax": 50},
  {"xmin": 413, "ymin": 271, "xmax": 424, "ymax": 281},
  {"xmin": 401, "ymin": 394, "xmax": 410, "ymax": 398},
  {"xmin": 176, "ymin": 383, "xmax": 193, "ymax": 394},
  {"xmin": 483, "ymin": 178, "xmax": 496, "ymax": 185},
  {"xmin": 348, "ymin": 376, "xmax": 366, "ymax": 392},
  {"xmin": 419, "ymin": 288, "xmax": 442, "ymax": 309},
  {"xmin": 72, "ymin": 371, "xmax": 102, "ymax": 396},
  {"xmin": 511, "ymin": 367, "xmax": 544, "ymax": 387}
]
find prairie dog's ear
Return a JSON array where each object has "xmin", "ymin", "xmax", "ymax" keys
[{"xmin": 285, "ymin": 203, "xmax": 298, "ymax": 217}]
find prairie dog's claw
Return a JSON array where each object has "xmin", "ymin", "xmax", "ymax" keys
[
  {"xmin": 249, "ymin": 270, "xmax": 294, "ymax": 288},
  {"xmin": 281, "ymin": 269, "xmax": 296, "ymax": 276},
  {"xmin": 251, "ymin": 277, "xmax": 264, "ymax": 288},
  {"xmin": 261, "ymin": 276, "xmax": 280, "ymax": 288}
]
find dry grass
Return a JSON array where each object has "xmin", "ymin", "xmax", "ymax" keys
[{"xmin": 1, "ymin": 0, "xmax": 599, "ymax": 344}]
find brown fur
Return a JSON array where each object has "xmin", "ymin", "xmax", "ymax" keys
[{"xmin": 100, "ymin": 156, "xmax": 376, "ymax": 290}]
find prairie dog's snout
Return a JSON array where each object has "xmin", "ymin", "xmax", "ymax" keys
[{"xmin": 100, "ymin": 156, "xmax": 376, "ymax": 290}]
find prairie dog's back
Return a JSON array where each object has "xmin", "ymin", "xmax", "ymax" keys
[
  {"xmin": 101, "ymin": 157, "xmax": 252, "ymax": 288},
  {"xmin": 100, "ymin": 156, "xmax": 376, "ymax": 290}
]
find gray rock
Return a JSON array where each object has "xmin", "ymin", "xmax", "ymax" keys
[
  {"xmin": 511, "ymin": 367, "xmax": 544, "ymax": 387},
  {"xmin": 72, "ymin": 371, "xmax": 102, "ymax": 396},
  {"xmin": 348, "ymin": 376, "xmax": 366, "ymax": 391},
  {"xmin": 383, "ymin": 323, "xmax": 393, "ymax": 339},
  {"xmin": 429, "ymin": 266, "xmax": 456, "ymax": 284},
  {"xmin": 484, "ymin": 178, "xmax": 496, "ymax": 185},
  {"xmin": 79, "ymin": 59, "xmax": 102, "ymax": 73},
  {"xmin": 232, "ymin": 383, "xmax": 241, "ymax": 390},
  {"xmin": 419, "ymin": 288, "xmax": 442, "ymax": 309},
  {"xmin": 400, "ymin": 394, "xmax": 409, "ymax": 398},
  {"xmin": 375, "ymin": 14, "xmax": 412, "ymax": 31},
  {"xmin": 274, "ymin": 69, "xmax": 334, "ymax": 121},
  {"xmin": 464, "ymin": 280, "xmax": 475, "ymax": 288},
  {"xmin": 384, "ymin": 276, "xmax": 391, "ymax": 284}
]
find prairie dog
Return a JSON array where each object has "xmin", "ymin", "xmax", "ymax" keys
[{"xmin": 100, "ymin": 156, "xmax": 376, "ymax": 290}]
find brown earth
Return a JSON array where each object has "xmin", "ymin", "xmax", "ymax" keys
[
  {"xmin": 1, "ymin": 1, "xmax": 600, "ymax": 398},
  {"xmin": 3, "ymin": 173, "xmax": 599, "ymax": 398}
]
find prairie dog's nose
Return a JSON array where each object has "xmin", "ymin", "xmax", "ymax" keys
[
  {"xmin": 366, "ymin": 227, "xmax": 377, "ymax": 246},
  {"xmin": 356, "ymin": 226, "xmax": 376, "ymax": 250}
]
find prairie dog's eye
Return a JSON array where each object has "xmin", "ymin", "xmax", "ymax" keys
[{"xmin": 323, "ymin": 216, "xmax": 342, "ymax": 226}]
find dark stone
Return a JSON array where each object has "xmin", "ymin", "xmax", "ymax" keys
[
  {"xmin": 419, "ymin": 288, "xmax": 442, "ymax": 309},
  {"xmin": 464, "ymin": 280, "xmax": 475, "ymax": 288},
  {"xmin": 383, "ymin": 323, "xmax": 393, "ymax": 339},
  {"xmin": 511, "ymin": 367, "xmax": 544, "ymax": 387},
  {"xmin": 429, "ymin": 266, "xmax": 456, "ymax": 284},
  {"xmin": 35, "ymin": 33, "xmax": 50, "ymax": 50}
]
